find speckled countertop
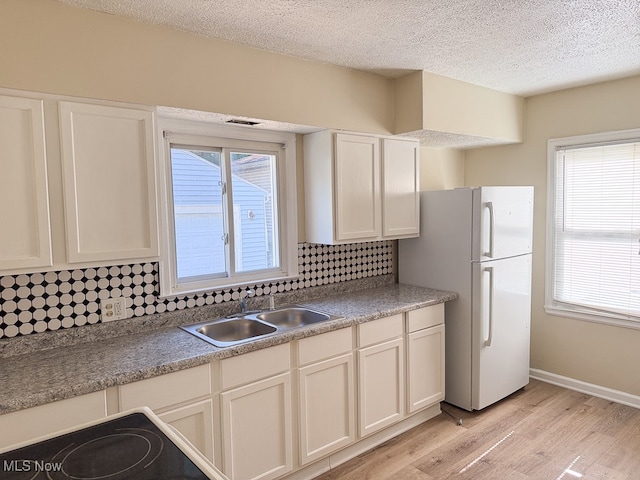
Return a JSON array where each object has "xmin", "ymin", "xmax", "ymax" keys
[{"xmin": 0, "ymin": 281, "xmax": 456, "ymax": 415}]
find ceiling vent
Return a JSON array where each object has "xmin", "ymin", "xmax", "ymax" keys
[{"xmin": 226, "ymin": 119, "xmax": 261, "ymax": 126}]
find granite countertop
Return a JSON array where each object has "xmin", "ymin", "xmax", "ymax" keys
[{"xmin": 0, "ymin": 282, "xmax": 456, "ymax": 415}]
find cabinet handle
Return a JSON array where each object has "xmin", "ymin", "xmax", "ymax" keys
[
  {"xmin": 485, "ymin": 202, "xmax": 495, "ymax": 258},
  {"xmin": 484, "ymin": 266, "xmax": 494, "ymax": 347}
]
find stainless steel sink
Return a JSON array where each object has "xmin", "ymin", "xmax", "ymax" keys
[
  {"xmin": 257, "ymin": 307, "xmax": 330, "ymax": 328},
  {"xmin": 181, "ymin": 317, "xmax": 277, "ymax": 348},
  {"xmin": 180, "ymin": 305, "xmax": 342, "ymax": 348}
]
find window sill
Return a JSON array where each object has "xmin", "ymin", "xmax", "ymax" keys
[
  {"xmin": 159, "ymin": 269, "xmax": 300, "ymax": 299},
  {"xmin": 544, "ymin": 304, "xmax": 640, "ymax": 331}
]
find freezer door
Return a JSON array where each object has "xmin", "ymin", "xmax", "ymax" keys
[
  {"xmin": 472, "ymin": 254, "xmax": 531, "ymax": 410},
  {"xmin": 472, "ymin": 186, "xmax": 534, "ymax": 262}
]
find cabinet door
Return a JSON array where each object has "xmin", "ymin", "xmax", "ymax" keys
[
  {"xmin": 221, "ymin": 373, "xmax": 293, "ymax": 480},
  {"xmin": 357, "ymin": 337, "xmax": 404, "ymax": 437},
  {"xmin": 0, "ymin": 95, "xmax": 52, "ymax": 271},
  {"xmin": 159, "ymin": 399, "xmax": 215, "ymax": 463},
  {"xmin": 298, "ymin": 353, "xmax": 355, "ymax": 465},
  {"xmin": 407, "ymin": 324, "xmax": 445, "ymax": 413},
  {"xmin": 58, "ymin": 101, "xmax": 158, "ymax": 263},
  {"xmin": 334, "ymin": 133, "xmax": 380, "ymax": 241},
  {"xmin": 381, "ymin": 138, "xmax": 419, "ymax": 238}
]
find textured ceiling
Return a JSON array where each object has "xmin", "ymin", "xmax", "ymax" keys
[
  {"xmin": 55, "ymin": 0, "xmax": 640, "ymax": 96},
  {"xmin": 55, "ymin": 0, "xmax": 640, "ymax": 146}
]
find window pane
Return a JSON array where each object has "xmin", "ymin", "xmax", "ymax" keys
[
  {"xmin": 229, "ymin": 151, "xmax": 279, "ymax": 273},
  {"xmin": 553, "ymin": 141, "xmax": 640, "ymax": 318},
  {"xmin": 171, "ymin": 147, "xmax": 227, "ymax": 280}
]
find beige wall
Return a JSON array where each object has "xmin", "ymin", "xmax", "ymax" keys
[
  {"xmin": 419, "ymin": 147, "xmax": 465, "ymax": 190},
  {"xmin": 0, "ymin": 0, "xmax": 393, "ymax": 134},
  {"xmin": 465, "ymin": 75, "xmax": 640, "ymax": 396},
  {"xmin": 394, "ymin": 71, "xmax": 524, "ymax": 143}
]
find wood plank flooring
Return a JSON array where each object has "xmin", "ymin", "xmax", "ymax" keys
[{"xmin": 313, "ymin": 380, "xmax": 640, "ymax": 480}]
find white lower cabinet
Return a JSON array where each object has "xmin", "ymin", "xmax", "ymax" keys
[
  {"xmin": 0, "ymin": 391, "xmax": 107, "ymax": 449},
  {"xmin": 297, "ymin": 328, "xmax": 355, "ymax": 465},
  {"xmin": 218, "ymin": 344, "xmax": 293, "ymax": 480},
  {"xmin": 0, "ymin": 304, "xmax": 448, "ymax": 479},
  {"xmin": 158, "ymin": 399, "xmax": 215, "ymax": 462},
  {"xmin": 117, "ymin": 364, "xmax": 214, "ymax": 462},
  {"xmin": 405, "ymin": 304, "xmax": 446, "ymax": 414},
  {"xmin": 358, "ymin": 338, "xmax": 405, "ymax": 437},
  {"xmin": 407, "ymin": 325, "xmax": 445, "ymax": 413},
  {"xmin": 221, "ymin": 373, "xmax": 293, "ymax": 480},
  {"xmin": 357, "ymin": 315, "xmax": 405, "ymax": 438}
]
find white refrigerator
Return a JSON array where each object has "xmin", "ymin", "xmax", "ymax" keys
[{"xmin": 399, "ymin": 186, "xmax": 534, "ymax": 411}]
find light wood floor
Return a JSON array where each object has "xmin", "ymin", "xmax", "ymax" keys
[{"xmin": 313, "ymin": 380, "xmax": 640, "ymax": 480}]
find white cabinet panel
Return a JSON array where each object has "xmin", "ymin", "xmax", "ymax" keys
[
  {"xmin": 357, "ymin": 337, "xmax": 404, "ymax": 437},
  {"xmin": 220, "ymin": 343, "xmax": 290, "ymax": 391},
  {"xmin": 119, "ymin": 363, "xmax": 211, "ymax": 411},
  {"xmin": 116, "ymin": 365, "xmax": 214, "ymax": 463},
  {"xmin": 221, "ymin": 372, "xmax": 293, "ymax": 480},
  {"xmin": 0, "ymin": 391, "xmax": 107, "ymax": 449},
  {"xmin": 358, "ymin": 313, "xmax": 403, "ymax": 347},
  {"xmin": 159, "ymin": 399, "xmax": 215, "ymax": 463},
  {"xmin": 382, "ymin": 138, "xmax": 420, "ymax": 238},
  {"xmin": 304, "ymin": 130, "xmax": 419, "ymax": 244},
  {"xmin": 406, "ymin": 303, "xmax": 444, "ymax": 333},
  {"xmin": 0, "ymin": 95, "xmax": 52, "ymax": 271},
  {"xmin": 407, "ymin": 324, "xmax": 445, "ymax": 413},
  {"xmin": 59, "ymin": 101, "xmax": 158, "ymax": 263},
  {"xmin": 298, "ymin": 353, "xmax": 355, "ymax": 464},
  {"xmin": 334, "ymin": 133, "xmax": 381, "ymax": 241}
]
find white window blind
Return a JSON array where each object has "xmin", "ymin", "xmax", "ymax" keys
[{"xmin": 551, "ymin": 139, "xmax": 640, "ymax": 322}]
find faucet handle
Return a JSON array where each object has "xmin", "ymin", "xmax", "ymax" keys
[
  {"xmin": 269, "ymin": 292, "xmax": 276, "ymax": 311},
  {"xmin": 240, "ymin": 288, "xmax": 254, "ymax": 299},
  {"xmin": 238, "ymin": 288, "xmax": 255, "ymax": 313}
]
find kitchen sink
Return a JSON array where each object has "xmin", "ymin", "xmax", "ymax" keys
[
  {"xmin": 180, "ymin": 305, "xmax": 342, "ymax": 347},
  {"xmin": 181, "ymin": 317, "xmax": 277, "ymax": 348},
  {"xmin": 257, "ymin": 307, "xmax": 330, "ymax": 328}
]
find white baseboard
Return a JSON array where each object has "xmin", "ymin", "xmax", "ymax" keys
[{"xmin": 530, "ymin": 368, "xmax": 640, "ymax": 409}]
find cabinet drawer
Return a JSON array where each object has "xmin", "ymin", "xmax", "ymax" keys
[
  {"xmin": 407, "ymin": 303, "xmax": 444, "ymax": 333},
  {"xmin": 297, "ymin": 327, "xmax": 353, "ymax": 366},
  {"xmin": 119, "ymin": 364, "xmax": 211, "ymax": 411},
  {"xmin": 221, "ymin": 343, "xmax": 290, "ymax": 390},
  {"xmin": 358, "ymin": 314, "xmax": 403, "ymax": 347},
  {"xmin": 0, "ymin": 391, "xmax": 107, "ymax": 449}
]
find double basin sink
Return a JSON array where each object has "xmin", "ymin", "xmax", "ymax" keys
[{"xmin": 180, "ymin": 306, "xmax": 342, "ymax": 348}]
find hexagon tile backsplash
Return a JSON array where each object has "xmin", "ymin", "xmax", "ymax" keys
[{"xmin": 0, "ymin": 241, "xmax": 393, "ymax": 338}]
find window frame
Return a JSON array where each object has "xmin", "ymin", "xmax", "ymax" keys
[
  {"xmin": 157, "ymin": 118, "xmax": 298, "ymax": 297},
  {"xmin": 545, "ymin": 128, "xmax": 640, "ymax": 329}
]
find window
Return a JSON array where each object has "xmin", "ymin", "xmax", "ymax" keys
[
  {"xmin": 158, "ymin": 120, "xmax": 298, "ymax": 296},
  {"xmin": 546, "ymin": 129, "xmax": 640, "ymax": 328}
]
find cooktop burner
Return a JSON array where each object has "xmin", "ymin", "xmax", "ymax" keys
[{"xmin": 1, "ymin": 412, "xmax": 211, "ymax": 479}]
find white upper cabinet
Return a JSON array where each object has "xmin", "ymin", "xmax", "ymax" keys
[
  {"xmin": 0, "ymin": 95, "xmax": 52, "ymax": 271},
  {"xmin": 381, "ymin": 138, "xmax": 420, "ymax": 238},
  {"xmin": 0, "ymin": 90, "xmax": 160, "ymax": 275},
  {"xmin": 304, "ymin": 130, "xmax": 419, "ymax": 244},
  {"xmin": 59, "ymin": 101, "xmax": 159, "ymax": 263},
  {"xmin": 334, "ymin": 133, "xmax": 381, "ymax": 241}
]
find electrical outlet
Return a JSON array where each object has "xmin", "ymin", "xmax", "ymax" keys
[{"xmin": 100, "ymin": 297, "xmax": 127, "ymax": 322}]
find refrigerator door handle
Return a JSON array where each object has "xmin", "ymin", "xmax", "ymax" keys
[
  {"xmin": 485, "ymin": 201, "xmax": 495, "ymax": 258},
  {"xmin": 484, "ymin": 266, "xmax": 494, "ymax": 347}
]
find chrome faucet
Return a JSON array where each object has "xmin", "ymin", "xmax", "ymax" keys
[
  {"xmin": 239, "ymin": 288, "xmax": 255, "ymax": 313},
  {"xmin": 269, "ymin": 292, "xmax": 276, "ymax": 311}
]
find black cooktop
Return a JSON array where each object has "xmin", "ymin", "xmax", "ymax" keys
[{"xmin": 0, "ymin": 412, "xmax": 212, "ymax": 479}]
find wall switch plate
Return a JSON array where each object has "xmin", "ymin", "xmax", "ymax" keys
[{"xmin": 100, "ymin": 296, "xmax": 127, "ymax": 322}]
